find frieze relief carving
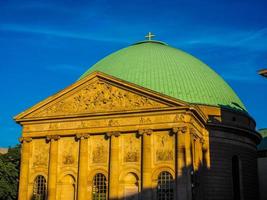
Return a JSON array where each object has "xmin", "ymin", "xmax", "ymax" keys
[
  {"xmin": 174, "ymin": 113, "xmax": 185, "ymax": 122},
  {"xmin": 155, "ymin": 133, "xmax": 174, "ymax": 162},
  {"xmin": 32, "ymin": 139, "xmax": 49, "ymax": 167},
  {"xmin": 91, "ymin": 136, "xmax": 108, "ymax": 164},
  {"xmin": 31, "ymin": 81, "xmax": 166, "ymax": 117},
  {"xmin": 108, "ymin": 119, "xmax": 120, "ymax": 127},
  {"xmin": 123, "ymin": 134, "xmax": 140, "ymax": 163},
  {"xmin": 79, "ymin": 121, "xmax": 87, "ymax": 128},
  {"xmin": 49, "ymin": 123, "xmax": 59, "ymax": 130},
  {"xmin": 139, "ymin": 117, "xmax": 152, "ymax": 124}
]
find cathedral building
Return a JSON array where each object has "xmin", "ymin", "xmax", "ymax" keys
[{"xmin": 15, "ymin": 35, "xmax": 261, "ymax": 200}]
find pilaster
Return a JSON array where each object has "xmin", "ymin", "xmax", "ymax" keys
[
  {"xmin": 18, "ymin": 137, "xmax": 32, "ymax": 200},
  {"xmin": 107, "ymin": 131, "xmax": 120, "ymax": 199},
  {"xmin": 139, "ymin": 129, "xmax": 153, "ymax": 200},
  {"xmin": 47, "ymin": 135, "xmax": 60, "ymax": 200},
  {"xmin": 76, "ymin": 133, "xmax": 90, "ymax": 200}
]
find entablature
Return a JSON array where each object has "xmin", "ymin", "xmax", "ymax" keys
[{"xmin": 21, "ymin": 107, "xmax": 206, "ymax": 139}]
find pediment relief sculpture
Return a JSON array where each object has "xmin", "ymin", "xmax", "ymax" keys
[{"xmin": 30, "ymin": 81, "xmax": 166, "ymax": 117}]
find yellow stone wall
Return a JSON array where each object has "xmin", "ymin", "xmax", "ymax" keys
[
  {"xmin": 15, "ymin": 73, "xmax": 209, "ymax": 200},
  {"xmin": 18, "ymin": 124, "xmax": 207, "ymax": 200}
]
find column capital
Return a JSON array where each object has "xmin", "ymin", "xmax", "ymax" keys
[
  {"xmin": 19, "ymin": 137, "xmax": 32, "ymax": 143},
  {"xmin": 46, "ymin": 135, "xmax": 60, "ymax": 142},
  {"xmin": 106, "ymin": 131, "xmax": 120, "ymax": 138},
  {"xmin": 75, "ymin": 133, "xmax": 90, "ymax": 140},
  {"xmin": 172, "ymin": 126, "xmax": 187, "ymax": 134},
  {"xmin": 138, "ymin": 129, "xmax": 152, "ymax": 137}
]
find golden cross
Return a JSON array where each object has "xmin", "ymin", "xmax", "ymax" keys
[{"xmin": 145, "ymin": 32, "xmax": 155, "ymax": 40}]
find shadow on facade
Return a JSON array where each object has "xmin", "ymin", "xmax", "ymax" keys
[
  {"xmin": 105, "ymin": 161, "xmax": 209, "ymax": 200},
  {"xmin": 108, "ymin": 106, "xmax": 261, "ymax": 200},
  {"xmin": 206, "ymin": 105, "xmax": 260, "ymax": 200},
  {"xmin": 105, "ymin": 142, "xmax": 210, "ymax": 200}
]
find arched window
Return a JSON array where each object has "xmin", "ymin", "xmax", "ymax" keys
[
  {"xmin": 92, "ymin": 173, "xmax": 107, "ymax": 200},
  {"xmin": 232, "ymin": 156, "xmax": 241, "ymax": 200},
  {"xmin": 60, "ymin": 175, "xmax": 76, "ymax": 200},
  {"xmin": 157, "ymin": 171, "xmax": 174, "ymax": 200},
  {"xmin": 33, "ymin": 175, "xmax": 47, "ymax": 200}
]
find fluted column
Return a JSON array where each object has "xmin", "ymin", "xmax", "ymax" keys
[
  {"xmin": 47, "ymin": 135, "xmax": 60, "ymax": 200},
  {"xmin": 76, "ymin": 134, "xmax": 90, "ymax": 200},
  {"xmin": 18, "ymin": 137, "xmax": 32, "ymax": 200},
  {"xmin": 139, "ymin": 129, "xmax": 152, "ymax": 200},
  {"xmin": 107, "ymin": 132, "xmax": 120, "ymax": 199}
]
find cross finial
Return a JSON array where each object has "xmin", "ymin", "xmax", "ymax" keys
[{"xmin": 145, "ymin": 32, "xmax": 155, "ymax": 40}]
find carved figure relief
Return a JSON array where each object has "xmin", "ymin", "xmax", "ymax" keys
[
  {"xmin": 139, "ymin": 117, "xmax": 151, "ymax": 124},
  {"xmin": 123, "ymin": 134, "xmax": 140, "ymax": 163},
  {"xmin": 108, "ymin": 119, "xmax": 120, "ymax": 127},
  {"xmin": 174, "ymin": 114, "xmax": 185, "ymax": 122},
  {"xmin": 32, "ymin": 81, "xmax": 165, "ymax": 117},
  {"xmin": 62, "ymin": 149, "xmax": 75, "ymax": 165},
  {"xmin": 49, "ymin": 123, "xmax": 59, "ymax": 130},
  {"xmin": 79, "ymin": 121, "xmax": 87, "ymax": 128},
  {"xmin": 60, "ymin": 138, "xmax": 78, "ymax": 166},
  {"xmin": 154, "ymin": 133, "xmax": 174, "ymax": 162},
  {"xmin": 32, "ymin": 139, "xmax": 49, "ymax": 167},
  {"xmin": 92, "ymin": 136, "xmax": 108, "ymax": 164}
]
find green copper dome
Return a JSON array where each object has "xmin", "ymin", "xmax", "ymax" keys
[{"xmin": 80, "ymin": 40, "xmax": 246, "ymax": 111}]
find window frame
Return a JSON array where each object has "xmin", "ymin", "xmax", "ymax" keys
[
  {"xmin": 92, "ymin": 173, "xmax": 107, "ymax": 200},
  {"xmin": 33, "ymin": 175, "xmax": 47, "ymax": 200},
  {"xmin": 157, "ymin": 171, "xmax": 174, "ymax": 200}
]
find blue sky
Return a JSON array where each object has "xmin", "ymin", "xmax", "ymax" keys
[{"xmin": 0, "ymin": 0, "xmax": 266, "ymax": 147}]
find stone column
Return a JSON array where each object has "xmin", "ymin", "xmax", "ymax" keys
[
  {"xmin": 76, "ymin": 134, "xmax": 90, "ymax": 200},
  {"xmin": 139, "ymin": 129, "xmax": 152, "ymax": 200},
  {"xmin": 107, "ymin": 132, "xmax": 120, "ymax": 199},
  {"xmin": 173, "ymin": 126, "xmax": 192, "ymax": 200},
  {"xmin": 47, "ymin": 135, "xmax": 60, "ymax": 200},
  {"xmin": 18, "ymin": 137, "xmax": 32, "ymax": 200}
]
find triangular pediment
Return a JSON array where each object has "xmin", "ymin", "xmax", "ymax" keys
[{"xmin": 15, "ymin": 72, "xmax": 188, "ymax": 121}]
